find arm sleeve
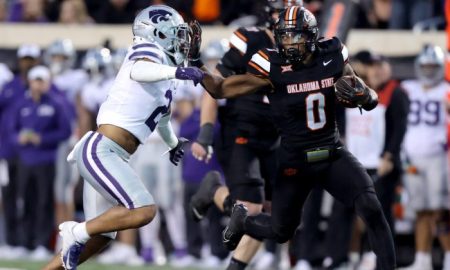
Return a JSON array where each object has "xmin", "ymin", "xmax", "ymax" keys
[
  {"xmin": 157, "ymin": 111, "xmax": 179, "ymax": 149},
  {"xmin": 383, "ymin": 88, "xmax": 410, "ymax": 157},
  {"xmin": 130, "ymin": 60, "xmax": 177, "ymax": 83},
  {"xmin": 39, "ymin": 100, "xmax": 72, "ymax": 147}
]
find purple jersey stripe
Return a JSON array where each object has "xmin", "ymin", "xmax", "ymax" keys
[
  {"xmin": 132, "ymin": 43, "xmax": 159, "ymax": 50},
  {"xmin": 91, "ymin": 134, "xmax": 135, "ymax": 209},
  {"xmin": 128, "ymin": 51, "xmax": 163, "ymax": 62},
  {"xmin": 82, "ymin": 133, "xmax": 122, "ymax": 205}
]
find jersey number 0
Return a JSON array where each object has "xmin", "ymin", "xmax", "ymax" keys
[{"xmin": 306, "ymin": 93, "xmax": 326, "ymax": 130}]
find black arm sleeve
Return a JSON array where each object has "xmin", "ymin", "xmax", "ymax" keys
[{"xmin": 383, "ymin": 88, "xmax": 410, "ymax": 159}]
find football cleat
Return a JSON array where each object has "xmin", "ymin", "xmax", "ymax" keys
[
  {"xmin": 222, "ymin": 204, "xmax": 248, "ymax": 251},
  {"xmin": 190, "ymin": 171, "xmax": 222, "ymax": 221},
  {"xmin": 59, "ymin": 221, "xmax": 85, "ymax": 270}
]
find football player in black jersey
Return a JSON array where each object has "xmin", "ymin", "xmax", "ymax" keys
[
  {"xmin": 198, "ymin": 6, "xmax": 396, "ymax": 270},
  {"xmin": 189, "ymin": 2, "xmax": 294, "ymax": 269}
]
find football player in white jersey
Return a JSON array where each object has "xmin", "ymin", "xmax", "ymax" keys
[
  {"xmin": 44, "ymin": 39, "xmax": 90, "ymax": 233},
  {"xmin": 400, "ymin": 45, "xmax": 450, "ymax": 270},
  {"xmin": 43, "ymin": 5, "xmax": 204, "ymax": 270}
]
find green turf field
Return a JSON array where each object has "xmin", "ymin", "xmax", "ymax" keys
[{"xmin": 0, "ymin": 260, "xmax": 205, "ymax": 270}]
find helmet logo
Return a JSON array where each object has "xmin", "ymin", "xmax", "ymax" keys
[{"xmin": 148, "ymin": 9, "xmax": 171, "ymax": 24}]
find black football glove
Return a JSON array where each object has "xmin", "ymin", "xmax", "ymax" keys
[
  {"xmin": 335, "ymin": 75, "xmax": 370, "ymax": 107},
  {"xmin": 188, "ymin": 20, "xmax": 202, "ymax": 61},
  {"xmin": 169, "ymin": 137, "xmax": 189, "ymax": 166}
]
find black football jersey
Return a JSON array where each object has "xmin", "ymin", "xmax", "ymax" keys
[
  {"xmin": 247, "ymin": 37, "xmax": 349, "ymax": 150},
  {"xmin": 216, "ymin": 27, "xmax": 278, "ymax": 138}
]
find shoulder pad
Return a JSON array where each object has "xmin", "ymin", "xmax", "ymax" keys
[{"xmin": 317, "ymin": 37, "xmax": 342, "ymax": 53}]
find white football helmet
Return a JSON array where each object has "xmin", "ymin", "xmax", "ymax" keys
[
  {"xmin": 415, "ymin": 44, "xmax": 445, "ymax": 87},
  {"xmin": 132, "ymin": 5, "xmax": 190, "ymax": 66},
  {"xmin": 44, "ymin": 39, "xmax": 76, "ymax": 75},
  {"xmin": 82, "ymin": 47, "xmax": 113, "ymax": 80}
]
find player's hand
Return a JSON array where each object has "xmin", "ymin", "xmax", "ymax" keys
[
  {"xmin": 188, "ymin": 20, "xmax": 202, "ymax": 61},
  {"xmin": 377, "ymin": 157, "xmax": 393, "ymax": 177},
  {"xmin": 175, "ymin": 67, "xmax": 204, "ymax": 86},
  {"xmin": 191, "ymin": 141, "xmax": 213, "ymax": 163},
  {"xmin": 169, "ymin": 137, "xmax": 189, "ymax": 166},
  {"xmin": 18, "ymin": 132, "xmax": 29, "ymax": 145},
  {"xmin": 335, "ymin": 75, "xmax": 369, "ymax": 107}
]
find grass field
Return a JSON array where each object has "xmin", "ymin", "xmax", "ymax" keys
[{"xmin": 0, "ymin": 260, "xmax": 204, "ymax": 270}]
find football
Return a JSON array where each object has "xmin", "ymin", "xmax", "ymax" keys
[{"xmin": 334, "ymin": 76, "xmax": 359, "ymax": 108}]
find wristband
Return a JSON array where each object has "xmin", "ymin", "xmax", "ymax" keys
[{"xmin": 197, "ymin": 123, "xmax": 214, "ymax": 146}]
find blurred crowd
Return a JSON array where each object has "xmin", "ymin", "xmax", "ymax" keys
[
  {"xmin": 0, "ymin": 0, "xmax": 445, "ymax": 29},
  {"xmin": 0, "ymin": 1, "xmax": 448, "ymax": 270}
]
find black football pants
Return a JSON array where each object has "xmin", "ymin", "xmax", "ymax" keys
[{"xmin": 242, "ymin": 148, "xmax": 396, "ymax": 270}]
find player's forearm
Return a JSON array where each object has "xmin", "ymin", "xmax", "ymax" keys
[
  {"xmin": 200, "ymin": 68, "xmax": 227, "ymax": 99},
  {"xmin": 156, "ymin": 113, "xmax": 178, "ymax": 149},
  {"xmin": 200, "ymin": 93, "xmax": 218, "ymax": 126}
]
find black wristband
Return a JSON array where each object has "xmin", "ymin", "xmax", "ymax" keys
[
  {"xmin": 190, "ymin": 58, "xmax": 204, "ymax": 68},
  {"xmin": 197, "ymin": 123, "xmax": 214, "ymax": 146}
]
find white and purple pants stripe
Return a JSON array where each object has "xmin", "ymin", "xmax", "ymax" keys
[{"xmin": 76, "ymin": 131, "xmax": 154, "ymax": 212}]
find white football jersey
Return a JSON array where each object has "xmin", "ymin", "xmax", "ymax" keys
[
  {"xmin": 53, "ymin": 69, "xmax": 89, "ymax": 103},
  {"xmin": 403, "ymin": 80, "xmax": 449, "ymax": 157},
  {"xmin": 96, "ymin": 41, "xmax": 178, "ymax": 143},
  {"xmin": 81, "ymin": 77, "xmax": 114, "ymax": 114}
]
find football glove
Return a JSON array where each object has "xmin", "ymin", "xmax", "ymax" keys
[
  {"xmin": 335, "ymin": 75, "xmax": 369, "ymax": 107},
  {"xmin": 169, "ymin": 137, "xmax": 189, "ymax": 166},
  {"xmin": 188, "ymin": 20, "xmax": 202, "ymax": 61}
]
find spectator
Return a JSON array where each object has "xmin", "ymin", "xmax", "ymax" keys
[
  {"xmin": 93, "ymin": 0, "xmax": 136, "ymax": 24},
  {"xmin": 390, "ymin": 0, "xmax": 434, "ymax": 29},
  {"xmin": 400, "ymin": 44, "xmax": 450, "ymax": 270},
  {"xmin": 8, "ymin": 66, "xmax": 71, "ymax": 260},
  {"xmin": 58, "ymin": 0, "xmax": 94, "ymax": 24},
  {"xmin": 344, "ymin": 51, "xmax": 409, "ymax": 270},
  {"xmin": 355, "ymin": 0, "xmax": 392, "ymax": 29},
  {"xmin": 43, "ymin": 39, "xmax": 89, "ymax": 233},
  {"xmin": 0, "ymin": 44, "xmax": 40, "ymax": 260},
  {"xmin": 8, "ymin": 0, "xmax": 48, "ymax": 23},
  {"xmin": 0, "ymin": 0, "xmax": 7, "ymax": 21}
]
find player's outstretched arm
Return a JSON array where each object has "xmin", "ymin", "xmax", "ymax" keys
[
  {"xmin": 339, "ymin": 63, "xmax": 378, "ymax": 111},
  {"xmin": 201, "ymin": 72, "xmax": 271, "ymax": 99},
  {"xmin": 130, "ymin": 59, "xmax": 204, "ymax": 85}
]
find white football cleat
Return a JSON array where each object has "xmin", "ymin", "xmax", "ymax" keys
[{"xmin": 59, "ymin": 221, "xmax": 85, "ymax": 270}]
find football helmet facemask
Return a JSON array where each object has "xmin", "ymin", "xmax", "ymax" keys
[{"xmin": 274, "ymin": 6, "xmax": 318, "ymax": 64}]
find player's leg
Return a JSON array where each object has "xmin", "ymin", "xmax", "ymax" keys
[
  {"xmin": 59, "ymin": 132, "xmax": 156, "ymax": 269},
  {"xmin": 209, "ymin": 140, "xmax": 262, "ymax": 269},
  {"xmin": 427, "ymin": 153, "xmax": 450, "ymax": 269},
  {"xmin": 324, "ymin": 148, "xmax": 395, "ymax": 270},
  {"xmin": 400, "ymin": 155, "xmax": 437, "ymax": 270},
  {"xmin": 223, "ymin": 163, "xmax": 312, "ymax": 246}
]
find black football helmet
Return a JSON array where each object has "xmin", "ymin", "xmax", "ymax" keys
[{"xmin": 274, "ymin": 6, "xmax": 318, "ymax": 63}]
